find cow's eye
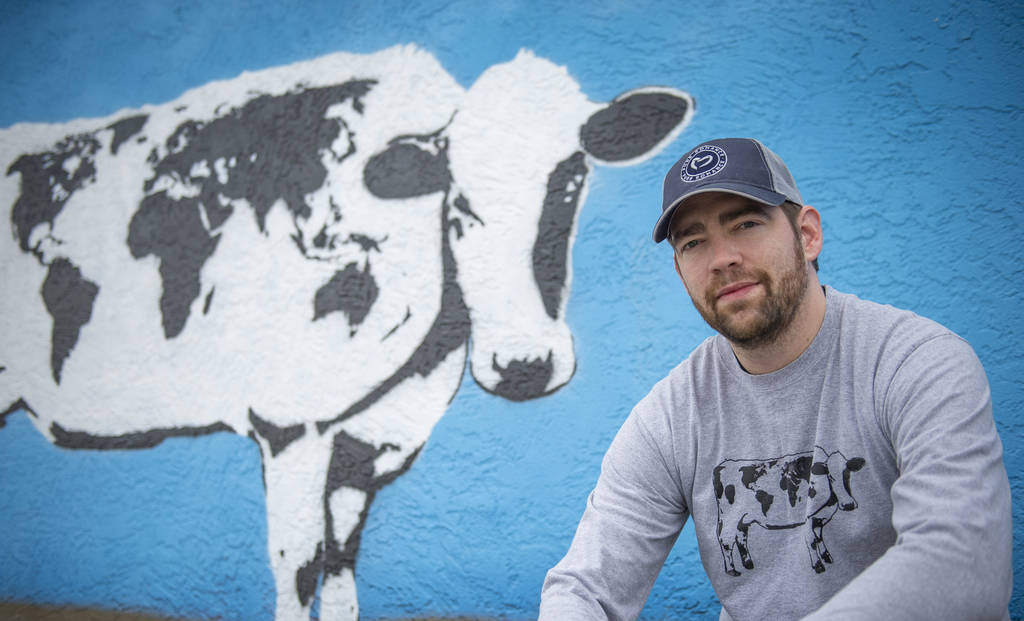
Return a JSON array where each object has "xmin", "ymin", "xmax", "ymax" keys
[{"xmin": 363, "ymin": 143, "xmax": 451, "ymax": 199}]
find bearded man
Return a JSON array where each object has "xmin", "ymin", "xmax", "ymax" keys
[{"xmin": 539, "ymin": 138, "xmax": 1012, "ymax": 620}]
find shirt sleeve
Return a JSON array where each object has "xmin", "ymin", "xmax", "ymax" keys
[
  {"xmin": 539, "ymin": 410, "xmax": 690, "ymax": 621},
  {"xmin": 803, "ymin": 334, "xmax": 1013, "ymax": 620}
]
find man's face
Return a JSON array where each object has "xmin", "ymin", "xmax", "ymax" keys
[{"xmin": 669, "ymin": 192, "xmax": 809, "ymax": 348}]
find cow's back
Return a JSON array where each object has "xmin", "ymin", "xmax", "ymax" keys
[{"xmin": 0, "ymin": 46, "xmax": 466, "ymax": 436}]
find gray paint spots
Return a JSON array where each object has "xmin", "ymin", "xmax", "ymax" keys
[
  {"xmin": 326, "ymin": 431, "xmax": 380, "ymax": 493},
  {"xmin": 107, "ymin": 114, "xmax": 148, "ymax": 154},
  {"xmin": 203, "ymin": 288, "xmax": 215, "ymax": 315},
  {"xmin": 363, "ymin": 138, "xmax": 451, "ymax": 199},
  {"xmin": 533, "ymin": 151, "xmax": 587, "ymax": 319},
  {"xmin": 312, "ymin": 262, "xmax": 379, "ymax": 332},
  {"xmin": 290, "ymin": 431, "xmax": 430, "ymax": 607},
  {"xmin": 315, "ymin": 194, "xmax": 471, "ymax": 434},
  {"xmin": 324, "ymin": 432, "xmax": 378, "ymax": 580},
  {"xmin": 300, "ymin": 190, "xmax": 473, "ymax": 597},
  {"xmin": 127, "ymin": 193, "xmax": 221, "ymax": 339},
  {"xmin": 490, "ymin": 352, "xmax": 554, "ymax": 402},
  {"xmin": 560, "ymin": 87, "xmax": 692, "ymax": 365},
  {"xmin": 296, "ymin": 543, "xmax": 324, "ymax": 607},
  {"xmin": 447, "ymin": 193, "xmax": 482, "ymax": 241},
  {"xmin": 1, "ymin": 398, "xmax": 32, "ymax": 429},
  {"xmin": 312, "ymin": 226, "xmax": 332, "ymax": 251},
  {"xmin": 248, "ymin": 409, "xmax": 305, "ymax": 458},
  {"xmin": 321, "ymin": 431, "xmax": 422, "ymax": 581},
  {"xmin": 144, "ymin": 80, "xmax": 375, "ymax": 232},
  {"xmin": 50, "ymin": 421, "xmax": 233, "ymax": 450},
  {"xmin": 346, "ymin": 233, "xmax": 382, "ymax": 253},
  {"xmin": 41, "ymin": 258, "xmax": 99, "ymax": 383},
  {"xmin": 7, "ymin": 134, "xmax": 100, "ymax": 258},
  {"xmin": 381, "ymin": 307, "xmax": 411, "ymax": 341},
  {"xmin": 118, "ymin": 80, "xmax": 376, "ymax": 339},
  {"xmin": 580, "ymin": 91, "xmax": 692, "ymax": 162}
]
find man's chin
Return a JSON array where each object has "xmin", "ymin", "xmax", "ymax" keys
[
  {"xmin": 709, "ymin": 294, "xmax": 760, "ymax": 326},
  {"xmin": 713, "ymin": 298, "xmax": 753, "ymax": 315},
  {"xmin": 715, "ymin": 317, "xmax": 766, "ymax": 345}
]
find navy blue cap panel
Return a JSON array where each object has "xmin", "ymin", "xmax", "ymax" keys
[{"xmin": 654, "ymin": 138, "xmax": 803, "ymax": 243}]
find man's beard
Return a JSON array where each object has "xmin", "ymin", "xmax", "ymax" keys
[{"xmin": 692, "ymin": 240, "xmax": 809, "ymax": 349}]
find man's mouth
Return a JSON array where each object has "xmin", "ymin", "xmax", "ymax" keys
[{"xmin": 715, "ymin": 281, "xmax": 760, "ymax": 302}]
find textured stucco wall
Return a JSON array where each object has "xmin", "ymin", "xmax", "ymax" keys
[{"xmin": 0, "ymin": 1, "xmax": 1020, "ymax": 620}]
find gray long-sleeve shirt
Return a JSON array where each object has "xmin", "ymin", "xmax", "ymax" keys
[{"xmin": 540, "ymin": 287, "xmax": 1012, "ymax": 620}]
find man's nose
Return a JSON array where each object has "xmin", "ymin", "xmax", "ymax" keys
[{"xmin": 708, "ymin": 237, "xmax": 742, "ymax": 272}]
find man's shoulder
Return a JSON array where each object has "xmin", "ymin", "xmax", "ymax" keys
[
  {"xmin": 828, "ymin": 287, "xmax": 974, "ymax": 370},
  {"xmin": 830, "ymin": 287, "xmax": 958, "ymax": 343}
]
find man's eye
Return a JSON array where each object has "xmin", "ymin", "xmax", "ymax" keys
[
  {"xmin": 679, "ymin": 239, "xmax": 701, "ymax": 252},
  {"xmin": 737, "ymin": 220, "xmax": 760, "ymax": 230}
]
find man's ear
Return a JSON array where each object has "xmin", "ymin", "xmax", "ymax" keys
[{"xmin": 797, "ymin": 204, "xmax": 823, "ymax": 263}]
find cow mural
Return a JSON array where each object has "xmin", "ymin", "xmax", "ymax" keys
[
  {"xmin": 0, "ymin": 45, "xmax": 694, "ymax": 620},
  {"xmin": 712, "ymin": 447, "xmax": 866, "ymax": 576}
]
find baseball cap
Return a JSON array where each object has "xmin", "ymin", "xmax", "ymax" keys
[{"xmin": 652, "ymin": 138, "xmax": 803, "ymax": 243}]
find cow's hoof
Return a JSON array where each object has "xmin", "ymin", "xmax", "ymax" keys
[
  {"xmin": 813, "ymin": 561, "xmax": 826, "ymax": 573},
  {"xmin": 742, "ymin": 559, "xmax": 754, "ymax": 570},
  {"xmin": 822, "ymin": 551, "xmax": 833, "ymax": 564},
  {"xmin": 726, "ymin": 569, "xmax": 741, "ymax": 577}
]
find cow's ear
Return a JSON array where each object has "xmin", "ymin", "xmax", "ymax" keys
[
  {"xmin": 810, "ymin": 462, "xmax": 829, "ymax": 476},
  {"xmin": 580, "ymin": 87, "xmax": 694, "ymax": 166},
  {"xmin": 846, "ymin": 458, "xmax": 866, "ymax": 472}
]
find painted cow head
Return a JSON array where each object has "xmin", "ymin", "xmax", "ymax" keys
[{"xmin": 447, "ymin": 51, "xmax": 693, "ymax": 400}]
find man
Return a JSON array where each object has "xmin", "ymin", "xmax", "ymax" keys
[{"xmin": 539, "ymin": 138, "xmax": 1012, "ymax": 620}]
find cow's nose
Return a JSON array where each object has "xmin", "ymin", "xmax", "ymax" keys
[
  {"xmin": 841, "ymin": 501, "xmax": 857, "ymax": 511},
  {"xmin": 489, "ymin": 351, "xmax": 554, "ymax": 401}
]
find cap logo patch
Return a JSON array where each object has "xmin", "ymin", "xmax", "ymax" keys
[{"xmin": 681, "ymin": 144, "xmax": 727, "ymax": 183}]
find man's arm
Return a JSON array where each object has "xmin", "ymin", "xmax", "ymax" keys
[
  {"xmin": 804, "ymin": 335, "xmax": 1013, "ymax": 620},
  {"xmin": 539, "ymin": 411, "xmax": 690, "ymax": 621}
]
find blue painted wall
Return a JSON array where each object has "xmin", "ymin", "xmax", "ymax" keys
[{"xmin": 0, "ymin": 1, "xmax": 1020, "ymax": 619}]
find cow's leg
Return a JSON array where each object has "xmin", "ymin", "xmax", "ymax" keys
[
  {"xmin": 804, "ymin": 517, "xmax": 828, "ymax": 573},
  {"xmin": 314, "ymin": 341, "xmax": 467, "ymax": 619},
  {"xmin": 735, "ymin": 523, "xmax": 754, "ymax": 570},
  {"xmin": 320, "ymin": 557, "xmax": 358, "ymax": 621},
  {"xmin": 319, "ymin": 484, "xmax": 365, "ymax": 621},
  {"xmin": 812, "ymin": 514, "xmax": 833, "ymax": 564},
  {"xmin": 252, "ymin": 421, "xmax": 336, "ymax": 621},
  {"xmin": 717, "ymin": 519, "xmax": 742, "ymax": 576},
  {"xmin": 816, "ymin": 524, "xmax": 833, "ymax": 565},
  {"xmin": 317, "ymin": 430, "xmax": 384, "ymax": 621}
]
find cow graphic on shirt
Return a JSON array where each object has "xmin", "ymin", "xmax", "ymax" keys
[{"xmin": 712, "ymin": 447, "xmax": 866, "ymax": 576}]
